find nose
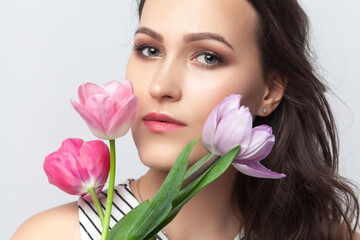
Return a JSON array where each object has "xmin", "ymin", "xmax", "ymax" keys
[{"xmin": 148, "ymin": 58, "xmax": 182, "ymax": 102}]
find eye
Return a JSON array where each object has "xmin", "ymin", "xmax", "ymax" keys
[
  {"xmin": 142, "ymin": 46, "xmax": 160, "ymax": 57},
  {"xmin": 133, "ymin": 44, "xmax": 162, "ymax": 58},
  {"xmin": 191, "ymin": 51, "xmax": 225, "ymax": 68},
  {"xmin": 196, "ymin": 54, "xmax": 217, "ymax": 64}
]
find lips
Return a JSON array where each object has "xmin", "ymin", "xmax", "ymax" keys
[{"xmin": 142, "ymin": 112, "xmax": 186, "ymax": 133}]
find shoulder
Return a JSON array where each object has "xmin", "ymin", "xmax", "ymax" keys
[
  {"xmin": 11, "ymin": 201, "xmax": 81, "ymax": 240},
  {"xmin": 354, "ymin": 231, "xmax": 360, "ymax": 240}
]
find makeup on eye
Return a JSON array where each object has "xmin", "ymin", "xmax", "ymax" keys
[
  {"xmin": 190, "ymin": 50, "xmax": 226, "ymax": 68},
  {"xmin": 133, "ymin": 42, "xmax": 227, "ymax": 68},
  {"xmin": 133, "ymin": 43, "xmax": 163, "ymax": 59}
]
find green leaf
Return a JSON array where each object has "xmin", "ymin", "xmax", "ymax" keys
[
  {"xmin": 143, "ymin": 175, "xmax": 205, "ymax": 240},
  {"xmin": 125, "ymin": 137, "xmax": 200, "ymax": 240},
  {"xmin": 108, "ymin": 200, "xmax": 149, "ymax": 240},
  {"xmin": 144, "ymin": 145, "xmax": 240, "ymax": 239}
]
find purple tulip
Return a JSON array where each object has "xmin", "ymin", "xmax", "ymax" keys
[{"xmin": 202, "ymin": 94, "xmax": 285, "ymax": 179}]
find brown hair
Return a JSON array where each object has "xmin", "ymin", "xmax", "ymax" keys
[{"xmin": 137, "ymin": 0, "xmax": 359, "ymax": 239}]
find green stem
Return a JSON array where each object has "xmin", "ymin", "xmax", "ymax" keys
[
  {"xmin": 101, "ymin": 139, "xmax": 116, "ymax": 240},
  {"xmin": 88, "ymin": 187, "xmax": 105, "ymax": 227},
  {"xmin": 181, "ymin": 154, "xmax": 220, "ymax": 189}
]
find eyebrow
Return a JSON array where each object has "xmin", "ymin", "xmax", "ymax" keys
[
  {"xmin": 135, "ymin": 27, "xmax": 163, "ymax": 42},
  {"xmin": 135, "ymin": 26, "xmax": 234, "ymax": 50},
  {"xmin": 183, "ymin": 32, "xmax": 234, "ymax": 50}
]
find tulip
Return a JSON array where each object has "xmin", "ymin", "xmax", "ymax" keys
[
  {"xmin": 202, "ymin": 94, "xmax": 285, "ymax": 179},
  {"xmin": 71, "ymin": 80, "xmax": 137, "ymax": 140},
  {"xmin": 43, "ymin": 138, "xmax": 110, "ymax": 200}
]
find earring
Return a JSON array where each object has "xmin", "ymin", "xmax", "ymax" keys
[{"xmin": 262, "ymin": 108, "xmax": 268, "ymax": 114}]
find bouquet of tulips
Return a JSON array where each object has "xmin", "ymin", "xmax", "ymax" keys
[{"xmin": 43, "ymin": 80, "xmax": 285, "ymax": 240}]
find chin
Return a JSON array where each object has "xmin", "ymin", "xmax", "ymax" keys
[
  {"xmin": 137, "ymin": 145, "xmax": 179, "ymax": 171},
  {"xmin": 136, "ymin": 139, "xmax": 209, "ymax": 171}
]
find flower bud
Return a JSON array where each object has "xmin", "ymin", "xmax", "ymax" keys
[
  {"xmin": 201, "ymin": 94, "xmax": 285, "ymax": 179},
  {"xmin": 71, "ymin": 80, "xmax": 137, "ymax": 140},
  {"xmin": 43, "ymin": 138, "xmax": 110, "ymax": 200}
]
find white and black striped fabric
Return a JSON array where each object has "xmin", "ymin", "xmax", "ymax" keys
[{"xmin": 78, "ymin": 179, "xmax": 244, "ymax": 240}]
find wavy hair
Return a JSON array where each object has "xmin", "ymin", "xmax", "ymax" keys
[{"xmin": 137, "ymin": 0, "xmax": 359, "ymax": 239}]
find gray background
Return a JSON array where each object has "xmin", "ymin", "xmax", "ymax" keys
[{"xmin": 1, "ymin": 0, "xmax": 359, "ymax": 238}]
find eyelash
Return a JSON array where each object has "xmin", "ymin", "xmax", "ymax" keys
[
  {"xmin": 133, "ymin": 43, "xmax": 162, "ymax": 59},
  {"xmin": 133, "ymin": 43, "xmax": 226, "ymax": 69},
  {"xmin": 191, "ymin": 50, "xmax": 226, "ymax": 69}
]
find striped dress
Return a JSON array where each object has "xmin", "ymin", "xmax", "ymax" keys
[{"xmin": 78, "ymin": 179, "xmax": 244, "ymax": 240}]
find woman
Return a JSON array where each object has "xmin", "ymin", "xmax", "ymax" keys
[{"xmin": 12, "ymin": 0, "xmax": 360, "ymax": 239}]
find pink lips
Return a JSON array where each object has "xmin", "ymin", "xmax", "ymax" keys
[{"xmin": 143, "ymin": 113, "xmax": 186, "ymax": 133}]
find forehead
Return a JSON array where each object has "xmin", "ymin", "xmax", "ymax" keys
[{"xmin": 140, "ymin": 0, "xmax": 258, "ymax": 47}]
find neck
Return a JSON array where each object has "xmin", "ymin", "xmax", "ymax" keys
[{"xmin": 132, "ymin": 166, "xmax": 242, "ymax": 240}]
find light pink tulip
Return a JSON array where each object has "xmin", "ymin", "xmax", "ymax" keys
[
  {"xmin": 71, "ymin": 80, "xmax": 137, "ymax": 140},
  {"xmin": 43, "ymin": 138, "xmax": 110, "ymax": 200},
  {"xmin": 202, "ymin": 94, "xmax": 285, "ymax": 179}
]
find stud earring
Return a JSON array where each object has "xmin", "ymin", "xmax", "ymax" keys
[{"xmin": 262, "ymin": 108, "xmax": 268, "ymax": 114}]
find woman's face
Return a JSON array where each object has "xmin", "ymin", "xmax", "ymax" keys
[{"xmin": 126, "ymin": 0, "xmax": 269, "ymax": 170}]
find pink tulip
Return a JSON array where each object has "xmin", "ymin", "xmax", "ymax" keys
[
  {"xmin": 202, "ymin": 94, "xmax": 285, "ymax": 179},
  {"xmin": 71, "ymin": 80, "xmax": 137, "ymax": 140},
  {"xmin": 43, "ymin": 138, "xmax": 110, "ymax": 200}
]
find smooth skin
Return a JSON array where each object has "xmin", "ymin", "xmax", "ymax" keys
[
  {"xmin": 11, "ymin": 202, "xmax": 80, "ymax": 240},
  {"xmin": 11, "ymin": 0, "xmax": 360, "ymax": 239}
]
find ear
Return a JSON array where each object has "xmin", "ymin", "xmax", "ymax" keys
[{"xmin": 256, "ymin": 71, "xmax": 287, "ymax": 116}]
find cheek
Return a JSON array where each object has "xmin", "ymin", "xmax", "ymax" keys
[
  {"xmin": 126, "ymin": 54, "xmax": 153, "ymax": 122},
  {"xmin": 185, "ymin": 68, "xmax": 265, "ymax": 119},
  {"xmin": 126, "ymin": 54, "xmax": 149, "ymax": 155},
  {"xmin": 126, "ymin": 54, "xmax": 145, "ymax": 95},
  {"xmin": 221, "ymin": 70, "xmax": 266, "ymax": 116},
  {"xmin": 238, "ymin": 82, "xmax": 266, "ymax": 116}
]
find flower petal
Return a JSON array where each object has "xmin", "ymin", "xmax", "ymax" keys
[
  {"xmin": 108, "ymin": 95, "xmax": 138, "ymax": 139},
  {"xmin": 70, "ymin": 99, "xmax": 107, "ymax": 139},
  {"xmin": 59, "ymin": 138, "xmax": 83, "ymax": 159},
  {"xmin": 84, "ymin": 94, "xmax": 119, "ymax": 136},
  {"xmin": 232, "ymin": 161, "xmax": 286, "ymax": 179},
  {"xmin": 44, "ymin": 152, "xmax": 85, "ymax": 195},
  {"xmin": 80, "ymin": 140, "xmax": 110, "ymax": 185},
  {"xmin": 216, "ymin": 94, "xmax": 242, "ymax": 120},
  {"xmin": 78, "ymin": 82, "xmax": 107, "ymax": 106},
  {"xmin": 201, "ymin": 104, "xmax": 220, "ymax": 154},
  {"xmin": 60, "ymin": 139, "xmax": 91, "ymax": 183},
  {"xmin": 213, "ymin": 106, "xmax": 252, "ymax": 155},
  {"xmin": 104, "ymin": 80, "xmax": 134, "ymax": 103},
  {"xmin": 238, "ymin": 125, "xmax": 275, "ymax": 161}
]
